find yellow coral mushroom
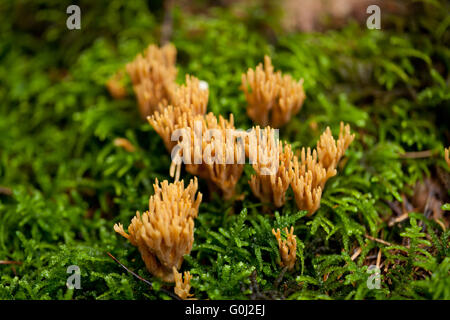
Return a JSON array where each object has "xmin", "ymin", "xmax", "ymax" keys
[
  {"xmin": 126, "ymin": 43, "xmax": 177, "ymax": 118},
  {"xmin": 172, "ymin": 74, "xmax": 209, "ymax": 116},
  {"xmin": 173, "ymin": 267, "xmax": 194, "ymax": 300},
  {"xmin": 114, "ymin": 178, "xmax": 202, "ymax": 282},
  {"xmin": 249, "ymin": 129, "xmax": 294, "ymax": 208},
  {"xmin": 106, "ymin": 71, "xmax": 127, "ymax": 100},
  {"xmin": 317, "ymin": 122, "xmax": 355, "ymax": 173},
  {"xmin": 290, "ymin": 122, "xmax": 354, "ymax": 215},
  {"xmin": 272, "ymin": 226, "xmax": 297, "ymax": 270},
  {"xmin": 241, "ymin": 55, "xmax": 305, "ymax": 128}
]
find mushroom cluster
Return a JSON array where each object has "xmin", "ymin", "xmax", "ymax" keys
[
  {"xmin": 241, "ymin": 55, "xmax": 306, "ymax": 128},
  {"xmin": 291, "ymin": 122, "xmax": 354, "ymax": 215},
  {"xmin": 149, "ymin": 103, "xmax": 244, "ymax": 199},
  {"xmin": 114, "ymin": 178, "xmax": 202, "ymax": 282},
  {"xmin": 249, "ymin": 127, "xmax": 294, "ymax": 208},
  {"xmin": 126, "ymin": 44, "xmax": 209, "ymax": 120},
  {"xmin": 247, "ymin": 122, "xmax": 354, "ymax": 215},
  {"xmin": 126, "ymin": 43, "xmax": 178, "ymax": 118},
  {"xmin": 115, "ymin": 43, "xmax": 357, "ymax": 291},
  {"xmin": 182, "ymin": 112, "xmax": 243, "ymax": 199}
]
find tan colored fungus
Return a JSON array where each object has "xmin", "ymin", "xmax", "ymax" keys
[
  {"xmin": 272, "ymin": 226, "xmax": 297, "ymax": 270},
  {"xmin": 290, "ymin": 122, "xmax": 354, "ymax": 215},
  {"xmin": 317, "ymin": 122, "xmax": 355, "ymax": 173},
  {"xmin": 172, "ymin": 74, "xmax": 209, "ymax": 116},
  {"xmin": 241, "ymin": 55, "xmax": 305, "ymax": 128},
  {"xmin": 173, "ymin": 267, "xmax": 194, "ymax": 299},
  {"xmin": 181, "ymin": 112, "xmax": 244, "ymax": 199},
  {"xmin": 249, "ymin": 127, "xmax": 294, "ymax": 207},
  {"xmin": 114, "ymin": 178, "xmax": 202, "ymax": 282},
  {"xmin": 106, "ymin": 71, "xmax": 127, "ymax": 100},
  {"xmin": 126, "ymin": 43, "xmax": 177, "ymax": 118}
]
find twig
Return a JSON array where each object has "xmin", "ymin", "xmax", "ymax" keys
[
  {"xmin": 365, "ymin": 234, "xmax": 393, "ymax": 246},
  {"xmin": 0, "ymin": 186, "xmax": 12, "ymax": 196},
  {"xmin": 434, "ymin": 218, "xmax": 446, "ymax": 231},
  {"xmin": 376, "ymin": 249, "xmax": 382, "ymax": 269},
  {"xmin": 420, "ymin": 186, "xmax": 435, "ymax": 233},
  {"xmin": 274, "ymin": 266, "xmax": 288, "ymax": 289},
  {"xmin": 351, "ymin": 247, "xmax": 362, "ymax": 261},
  {"xmin": 402, "ymin": 194, "xmax": 414, "ymax": 212},
  {"xmin": 388, "ymin": 212, "xmax": 409, "ymax": 227},
  {"xmin": 106, "ymin": 252, "xmax": 181, "ymax": 300},
  {"xmin": 399, "ymin": 150, "xmax": 433, "ymax": 159},
  {"xmin": 386, "ymin": 200, "xmax": 403, "ymax": 216},
  {"xmin": 248, "ymin": 270, "xmax": 270, "ymax": 300},
  {"xmin": 160, "ymin": 0, "xmax": 174, "ymax": 45},
  {"xmin": 336, "ymin": 247, "xmax": 362, "ymax": 281},
  {"xmin": 0, "ymin": 260, "xmax": 22, "ymax": 265}
]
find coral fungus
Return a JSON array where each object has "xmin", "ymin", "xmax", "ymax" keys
[
  {"xmin": 171, "ymin": 74, "xmax": 209, "ymax": 116},
  {"xmin": 147, "ymin": 79, "xmax": 241, "ymax": 197},
  {"xmin": 317, "ymin": 122, "xmax": 355, "ymax": 173},
  {"xmin": 106, "ymin": 71, "xmax": 127, "ymax": 100},
  {"xmin": 114, "ymin": 178, "xmax": 202, "ymax": 282},
  {"xmin": 173, "ymin": 267, "xmax": 194, "ymax": 299},
  {"xmin": 290, "ymin": 148, "xmax": 325, "ymax": 215},
  {"xmin": 147, "ymin": 104, "xmax": 192, "ymax": 153},
  {"xmin": 290, "ymin": 122, "xmax": 354, "ymax": 215},
  {"xmin": 272, "ymin": 226, "xmax": 297, "ymax": 270},
  {"xmin": 146, "ymin": 74, "xmax": 209, "ymax": 180},
  {"xmin": 241, "ymin": 55, "xmax": 305, "ymax": 128},
  {"xmin": 126, "ymin": 43, "xmax": 177, "ymax": 118},
  {"xmin": 182, "ymin": 112, "xmax": 244, "ymax": 199},
  {"xmin": 249, "ymin": 127, "xmax": 294, "ymax": 207}
]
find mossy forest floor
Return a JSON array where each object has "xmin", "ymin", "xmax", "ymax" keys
[{"xmin": 0, "ymin": 1, "xmax": 449, "ymax": 300}]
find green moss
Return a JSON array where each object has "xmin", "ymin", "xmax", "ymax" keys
[{"xmin": 0, "ymin": 0, "xmax": 448, "ymax": 300}]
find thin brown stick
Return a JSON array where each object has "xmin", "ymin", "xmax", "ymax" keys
[
  {"xmin": 388, "ymin": 212, "xmax": 409, "ymax": 227},
  {"xmin": 160, "ymin": 0, "xmax": 174, "ymax": 45},
  {"xmin": 350, "ymin": 247, "xmax": 362, "ymax": 261},
  {"xmin": 435, "ymin": 218, "xmax": 446, "ymax": 231},
  {"xmin": 274, "ymin": 266, "xmax": 288, "ymax": 289},
  {"xmin": 336, "ymin": 247, "xmax": 363, "ymax": 280},
  {"xmin": 106, "ymin": 252, "xmax": 181, "ymax": 300},
  {"xmin": 0, "ymin": 187, "xmax": 12, "ymax": 196},
  {"xmin": 376, "ymin": 249, "xmax": 382, "ymax": 268},
  {"xmin": 365, "ymin": 234, "xmax": 393, "ymax": 246},
  {"xmin": 399, "ymin": 150, "xmax": 433, "ymax": 159},
  {"xmin": 0, "ymin": 260, "xmax": 22, "ymax": 265}
]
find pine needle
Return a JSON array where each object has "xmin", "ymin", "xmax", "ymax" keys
[{"xmin": 106, "ymin": 252, "xmax": 181, "ymax": 300}]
